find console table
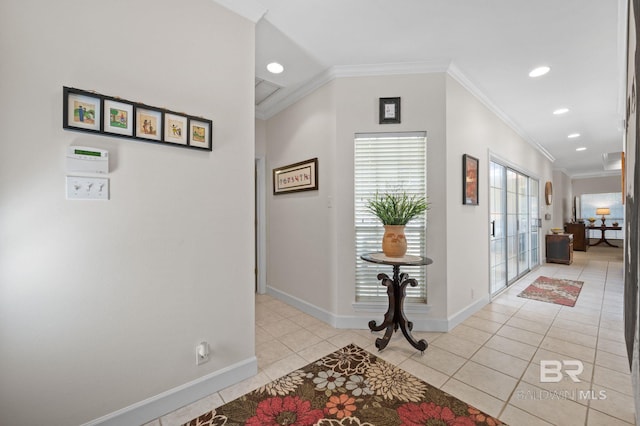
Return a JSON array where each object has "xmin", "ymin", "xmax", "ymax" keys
[
  {"xmin": 360, "ymin": 252, "xmax": 432, "ymax": 352},
  {"xmin": 587, "ymin": 225, "xmax": 622, "ymax": 247}
]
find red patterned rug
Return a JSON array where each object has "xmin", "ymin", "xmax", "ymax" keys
[
  {"xmin": 517, "ymin": 275, "xmax": 584, "ymax": 307},
  {"xmin": 183, "ymin": 344, "xmax": 505, "ymax": 426}
]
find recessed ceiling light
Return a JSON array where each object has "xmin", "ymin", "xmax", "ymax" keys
[
  {"xmin": 267, "ymin": 62, "xmax": 284, "ymax": 74},
  {"xmin": 529, "ymin": 66, "xmax": 551, "ymax": 78},
  {"xmin": 553, "ymin": 108, "xmax": 569, "ymax": 115},
  {"xmin": 576, "ymin": 147, "xmax": 587, "ymax": 151},
  {"xmin": 568, "ymin": 133, "xmax": 581, "ymax": 139}
]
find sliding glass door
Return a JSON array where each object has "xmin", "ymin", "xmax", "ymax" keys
[{"xmin": 490, "ymin": 160, "xmax": 540, "ymax": 295}]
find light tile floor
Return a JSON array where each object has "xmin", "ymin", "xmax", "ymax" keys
[{"xmin": 149, "ymin": 245, "xmax": 634, "ymax": 426}]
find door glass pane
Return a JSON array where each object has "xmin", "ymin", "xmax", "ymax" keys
[
  {"xmin": 506, "ymin": 170, "xmax": 518, "ymax": 282},
  {"xmin": 530, "ymin": 179, "xmax": 539, "ymax": 267},
  {"xmin": 491, "ymin": 162, "xmax": 538, "ymax": 294},
  {"xmin": 489, "ymin": 161, "xmax": 507, "ymax": 294},
  {"xmin": 517, "ymin": 174, "xmax": 529, "ymax": 275}
]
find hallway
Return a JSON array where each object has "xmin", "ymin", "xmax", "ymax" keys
[{"xmin": 152, "ymin": 245, "xmax": 632, "ymax": 426}]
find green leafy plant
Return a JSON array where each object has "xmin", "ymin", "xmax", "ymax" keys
[{"xmin": 366, "ymin": 191, "xmax": 428, "ymax": 225}]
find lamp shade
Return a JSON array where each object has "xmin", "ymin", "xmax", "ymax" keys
[{"xmin": 595, "ymin": 208, "xmax": 610, "ymax": 215}]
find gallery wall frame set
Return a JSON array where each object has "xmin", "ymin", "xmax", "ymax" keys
[
  {"xmin": 273, "ymin": 158, "xmax": 318, "ymax": 195},
  {"xmin": 462, "ymin": 154, "xmax": 479, "ymax": 205},
  {"xmin": 63, "ymin": 87, "xmax": 212, "ymax": 151}
]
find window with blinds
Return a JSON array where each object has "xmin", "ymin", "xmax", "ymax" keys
[{"xmin": 354, "ymin": 132, "xmax": 427, "ymax": 303}]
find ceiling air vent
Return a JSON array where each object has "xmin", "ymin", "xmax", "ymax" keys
[
  {"xmin": 255, "ymin": 78, "xmax": 281, "ymax": 106},
  {"xmin": 602, "ymin": 152, "xmax": 623, "ymax": 171}
]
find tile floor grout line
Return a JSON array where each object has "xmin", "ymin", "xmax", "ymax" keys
[
  {"xmin": 582, "ymin": 259, "xmax": 606, "ymax": 426},
  {"xmin": 494, "ymin": 280, "xmax": 566, "ymax": 423}
]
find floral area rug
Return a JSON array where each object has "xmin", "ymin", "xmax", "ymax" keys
[
  {"xmin": 517, "ymin": 275, "xmax": 584, "ymax": 307},
  {"xmin": 182, "ymin": 344, "xmax": 505, "ymax": 426}
]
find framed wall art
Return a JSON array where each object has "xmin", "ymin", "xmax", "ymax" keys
[
  {"xmin": 189, "ymin": 118, "xmax": 212, "ymax": 150},
  {"xmin": 273, "ymin": 158, "xmax": 318, "ymax": 195},
  {"xmin": 379, "ymin": 97, "xmax": 401, "ymax": 124},
  {"xmin": 62, "ymin": 86, "xmax": 213, "ymax": 151},
  {"xmin": 64, "ymin": 88, "xmax": 102, "ymax": 132},
  {"xmin": 103, "ymin": 99, "xmax": 134, "ymax": 137},
  {"xmin": 136, "ymin": 107, "xmax": 163, "ymax": 141},
  {"xmin": 462, "ymin": 154, "xmax": 479, "ymax": 205},
  {"xmin": 164, "ymin": 113, "xmax": 188, "ymax": 145}
]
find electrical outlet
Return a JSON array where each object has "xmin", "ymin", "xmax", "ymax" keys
[{"xmin": 196, "ymin": 341, "xmax": 210, "ymax": 365}]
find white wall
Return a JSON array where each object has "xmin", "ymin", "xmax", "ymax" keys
[
  {"xmin": 553, "ymin": 170, "xmax": 573, "ymax": 226},
  {"xmin": 266, "ymin": 82, "xmax": 336, "ymax": 312},
  {"xmin": 445, "ymin": 76, "xmax": 554, "ymax": 316},
  {"xmin": 572, "ymin": 175, "xmax": 622, "ymax": 197},
  {"xmin": 0, "ymin": 1, "xmax": 256, "ymax": 425},
  {"xmin": 333, "ymin": 74, "xmax": 448, "ymax": 323},
  {"xmin": 256, "ymin": 119, "xmax": 267, "ymax": 159},
  {"xmin": 264, "ymin": 71, "xmax": 554, "ymax": 330}
]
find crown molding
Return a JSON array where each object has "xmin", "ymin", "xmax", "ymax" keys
[
  {"xmin": 331, "ymin": 59, "xmax": 451, "ymax": 78},
  {"xmin": 211, "ymin": 0, "xmax": 267, "ymax": 23},
  {"xmin": 256, "ymin": 60, "xmax": 452, "ymax": 120},
  {"xmin": 446, "ymin": 63, "xmax": 555, "ymax": 163},
  {"xmin": 255, "ymin": 67, "xmax": 334, "ymax": 119},
  {"xmin": 569, "ymin": 169, "xmax": 623, "ymax": 179},
  {"xmin": 255, "ymin": 59, "xmax": 556, "ymax": 164}
]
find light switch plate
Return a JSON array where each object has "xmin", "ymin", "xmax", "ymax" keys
[{"xmin": 66, "ymin": 176, "xmax": 109, "ymax": 200}]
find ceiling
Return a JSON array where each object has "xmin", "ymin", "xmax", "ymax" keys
[{"xmin": 216, "ymin": 0, "xmax": 627, "ymax": 178}]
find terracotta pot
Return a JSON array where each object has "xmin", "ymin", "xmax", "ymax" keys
[{"xmin": 382, "ymin": 225, "xmax": 407, "ymax": 257}]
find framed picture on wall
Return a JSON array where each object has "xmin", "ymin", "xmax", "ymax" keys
[
  {"xmin": 164, "ymin": 112, "xmax": 188, "ymax": 145},
  {"xmin": 462, "ymin": 154, "xmax": 479, "ymax": 205},
  {"xmin": 103, "ymin": 99, "xmax": 134, "ymax": 136},
  {"xmin": 188, "ymin": 118, "xmax": 212, "ymax": 150},
  {"xmin": 62, "ymin": 86, "xmax": 213, "ymax": 152},
  {"xmin": 63, "ymin": 88, "xmax": 102, "ymax": 132},
  {"xmin": 379, "ymin": 97, "xmax": 401, "ymax": 124},
  {"xmin": 273, "ymin": 158, "xmax": 318, "ymax": 194},
  {"xmin": 135, "ymin": 107, "xmax": 163, "ymax": 141}
]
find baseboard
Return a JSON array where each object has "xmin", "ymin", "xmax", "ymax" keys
[
  {"xmin": 266, "ymin": 286, "xmax": 490, "ymax": 333},
  {"xmin": 446, "ymin": 295, "xmax": 491, "ymax": 331},
  {"xmin": 266, "ymin": 286, "xmax": 336, "ymax": 326},
  {"xmin": 82, "ymin": 356, "xmax": 257, "ymax": 426}
]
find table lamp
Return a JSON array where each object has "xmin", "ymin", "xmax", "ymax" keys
[{"xmin": 595, "ymin": 208, "xmax": 610, "ymax": 226}]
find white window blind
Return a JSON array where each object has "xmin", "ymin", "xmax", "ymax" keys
[{"xmin": 354, "ymin": 132, "xmax": 427, "ymax": 303}]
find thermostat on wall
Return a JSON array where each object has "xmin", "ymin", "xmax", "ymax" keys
[{"xmin": 66, "ymin": 146, "xmax": 109, "ymax": 174}]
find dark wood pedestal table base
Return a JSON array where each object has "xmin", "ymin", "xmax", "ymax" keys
[
  {"xmin": 587, "ymin": 225, "xmax": 622, "ymax": 247},
  {"xmin": 360, "ymin": 252, "xmax": 433, "ymax": 353}
]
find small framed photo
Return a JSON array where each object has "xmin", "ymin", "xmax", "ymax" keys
[
  {"xmin": 189, "ymin": 118, "xmax": 212, "ymax": 150},
  {"xmin": 135, "ymin": 107, "xmax": 163, "ymax": 141},
  {"xmin": 463, "ymin": 154, "xmax": 479, "ymax": 205},
  {"xmin": 379, "ymin": 97, "xmax": 401, "ymax": 124},
  {"xmin": 273, "ymin": 158, "xmax": 318, "ymax": 195},
  {"xmin": 164, "ymin": 112, "xmax": 188, "ymax": 145},
  {"xmin": 104, "ymin": 99, "xmax": 134, "ymax": 136},
  {"xmin": 64, "ymin": 88, "xmax": 102, "ymax": 132}
]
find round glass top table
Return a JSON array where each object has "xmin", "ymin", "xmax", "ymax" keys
[{"xmin": 360, "ymin": 252, "xmax": 433, "ymax": 352}]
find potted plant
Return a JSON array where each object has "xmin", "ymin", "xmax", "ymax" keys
[{"xmin": 367, "ymin": 191, "xmax": 428, "ymax": 257}]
